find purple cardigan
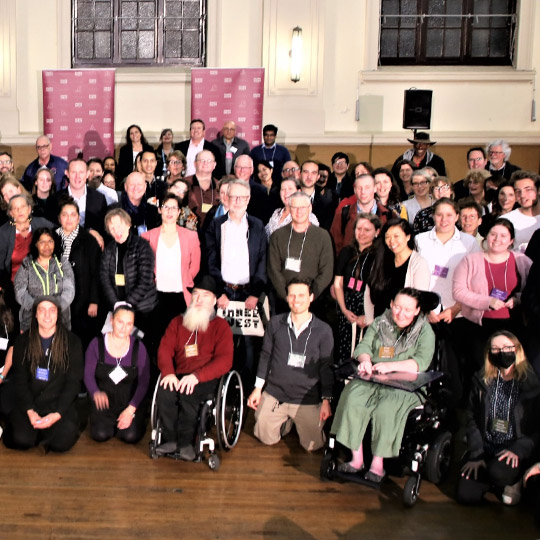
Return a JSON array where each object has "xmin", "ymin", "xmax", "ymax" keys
[{"xmin": 453, "ymin": 251, "xmax": 532, "ymax": 325}]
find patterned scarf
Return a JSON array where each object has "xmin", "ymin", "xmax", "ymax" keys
[{"xmin": 56, "ymin": 225, "xmax": 79, "ymax": 261}]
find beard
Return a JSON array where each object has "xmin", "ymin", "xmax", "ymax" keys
[{"xmin": 182, "ymin": 304, "xmax": 213, "ymax": 332}]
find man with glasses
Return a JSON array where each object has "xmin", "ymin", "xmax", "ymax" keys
[
  {"xmin": 206, "ymin": 179, "xmax": 266, "ymax": 383},
  {"xmin": 486, "ymin": 139, "xmax": 521, "ymax": 180},
  {"xmin": 454, "ymin": 147, "xmax": 489, "ymax": 201},
  {"xmin": 250, "ymin": 123, "xmax": 291, "ymax": 183},
  {"xmin": 22, "ymin": 135, "xmax": 68, "ymax": 191},
  {"xmin": 0, "ymin": 152, "xmax": 14, "ymax": 177},
  {"xmin": 459, "ymin": 201, "xmax": 484, "ymax": 245},
  {"xmin": 212, "ymin": 121, "xmax": 250, "ymax": 176},
  {"xmin": 186, "ymin": 150, "xmax": 219, "ymax": 226},
  {"xmin": 175, "ymin": 119, "xmax": 223, "ymax": 179},
  {"xmin": 327, "ymin": 152, "xmax": 353, "ymax": 199},
  {"xmin": 504, "ymin": 171, "xmax": 540, "ymax": 253},
  {"xmin": 281, "ymin": 160, "xmax": 301, "ymax": 181},
  {"xmin": 268, "ymin": 191, "xmax": 333, "ymax": 315},
  {"xmin": 330, "ymin": 170, "xmax": 394, "ymax": 255}
]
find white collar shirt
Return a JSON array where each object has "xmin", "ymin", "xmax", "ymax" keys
[
  {"xmin": 185, "ymin": 139, "xmax": 206, "ymax": 176},
  {"xmin": 221, "ymin": 213, "xmax": 250, "ymax": 286}
]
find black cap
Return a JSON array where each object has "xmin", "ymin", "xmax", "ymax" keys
[{"xmin": 188, "ymin": 275, "xmax": 218, "ymax": 296}]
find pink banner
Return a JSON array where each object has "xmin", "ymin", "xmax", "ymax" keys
[
  {"xmin": 190, "ymin": 68, "xmax": 265, "ymax": 147},
  {"xmin": 42, "ymin": 69, "xmax": 115, "ymax": 162}
]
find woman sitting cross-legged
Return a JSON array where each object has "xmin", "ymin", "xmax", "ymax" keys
[
  {"xmin": 84, "ymin": 302, "xmax": 150, "ymax": 444},
  {"xmin": 331, "ymin": 287, "xmax": 436, "ymax": 483}
]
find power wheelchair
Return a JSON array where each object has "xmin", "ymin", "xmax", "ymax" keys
[
  {"xmin": 149, "ymin": 370, "xmax": 244, "ymax": 470},
  {"xmin": 320, "ymin": 335, "xmax": 453, "ymax": 507}
]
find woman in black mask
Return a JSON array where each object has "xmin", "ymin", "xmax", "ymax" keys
[{"xmin": 457, "ymin": 330, "xmax": 540, "ymax": 507}]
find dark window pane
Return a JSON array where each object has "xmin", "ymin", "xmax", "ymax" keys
[
  {"xmin": 398, "ymin": 29, "xmax": 416, "ymax": 57},
  {"xmin": 382, "ymin": 0, "xmax": 399, "ymax": 15},
  {"xmin": 121, "ymin": 30, "xmax": 137, "ymax": 58},
  {"xmin": 380, "ymin": 29, "xmax": 399, "ymax": 57},
  {"xmin": 77, "ymin": 2, "xmax": 94, "ymax": 31},
  {"xmin": 471, "ymin": 28, "xmax": 489, "ymax": 56},
  {"xmin": 95, "ymin": 3, "xmax": 112, "ymax": 30},
  {"xmin": 165, "ymin": 30, "xmax": 182, "ymax": 57},
  {"xmin": 426, "ymin": 28, "xmax": 443, "ymax": 57},
  {"xmin": 183, "ymin": 0, "xmax": 201, "ymax": 18},
  {"xmin": 490, "ymin": 28, "xmax": 509, "ymax": 56},
  {"xmin": 138, "ymin": 30, "xmax": 155, "ymax": 58},
  {"xmin": 95, "ymin": 31, "xmax": 112, "ymax": 58},
  {"xmin": 182, "ymin": 30, "xmax": 199, "ymax": 58},
  {"xmin": 139, "ymin": 2, "xmax": 156, "ymax": 31},
  {"xmin": 121, "ymin": 2, "xmax": 138, "ymax": 30},
  {"xmin": 493, "ymin": 0, "xmax": 510, "ymax": 12},
  {"xmin": 77, "ymin": 32, "xmax": 94, "ymax": 58},
  {"xmin": 474, "ymin": 0, "xmax": 490, "ymax": 15},
  {"xmin": 443, "ymin": 29, "xmax": 461, "ymax": 56}
]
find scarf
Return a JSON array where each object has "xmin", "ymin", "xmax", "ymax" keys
[
  {"xmin": 373, "ymin": 309, "xmax": 427, "ymax": 357},
  {"xmin": 56, "ymin": 225, "xmax": 79, "ymax": 261}
]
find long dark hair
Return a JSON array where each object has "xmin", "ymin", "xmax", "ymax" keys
[
  {"xmin": 24, "ymin": 299, "xmax": 69, "ymax": 375},
  {"xmin": 372, "ymin": 167, "xmax": 401, "ymax": 207},
  {"xmin": 491, "ymin": 181, "xmax": 517, "ymax": 216},
  {"xmin": 368, "ymin": 218, "xmax": 415, "ymax": 295},
  {"xmin": 124, "ymin": 124, "xmax": 150, "ymax": 149},
  {"xmin": 0, "ymin": 289, "xmax": 14, "ymax": 333},
  {"xmin": 29, "ymin": 228, "xmax": 62, "ymax": 260}
]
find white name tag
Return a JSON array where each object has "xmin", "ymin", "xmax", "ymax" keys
[
  {"xmin": 285, "ymin": 257, "xmax": 301, "ymax": 272},
  {"xmin": 109, "ymin": 365, "xmax": 128, "ymax": 385},
  {"xmin": 288, "ymin": 353, "xmax": 306, "ymax": 368},
  {"xmin": 0, "ymin": 337, "xmax": 8, "ymax": 351}
]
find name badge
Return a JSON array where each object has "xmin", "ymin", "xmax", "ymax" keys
[
  {"xmin": 36, "ymin": 367, "xmax": 49, "ymax": 381},
  {"xmin": 231, "ymin": 146, "xmax": 238, "ymax": 154},
  {"xmin": 225, "ymin": 151, "xmax": 233, "ymax": 159},
  {"xmin": 109, "ymin": 365, "xmax": 128, "ymax": 385},
  {"xmin": 115, "ymin": 274, "xmax": 125, "ymax": 286},
  {"xmin": 137, "ymin": 224, "xmax": 148, "ymax": 235},
  {"xmin": 287, "ymin": 353, "xmax": 306, "ymax": 368},
  {"xmin": 0, "ymin": 337, "xmax": 8, "ymax": 351},
  {"xmin": 492, "ymin": 418, "xmax": 509, "ymax": 434},
  {"xmin": 378, "ymin": 346, "xmax": 395, "ymax": 358},
  {"xmin": 285, "ymin": 257, "xmax": 301, "ymax": 272},
  {"xmin": 433, "ymin": 265, "xmax": 449, "ymax": 278},
  {"xmin": 201, "ymin": 203, "xmax": 213, "ymax": 213},
  {"xmin": 185, "ymin": 344, "xmax": 199, "ymax": 357},
  {"xmin": 147, "ymin": 196, "xmax": 158, "ymax": 207},
  {"xmin": 269, "ymin": 160, "xmax": 274, "ymax": 168},
  {"xmin": 490, "ymin": 288, "xmax": 508, "ymax": 301},
  {"xmin": 347, "ymin": 278, "xmax": 363, "ymax": 292}
]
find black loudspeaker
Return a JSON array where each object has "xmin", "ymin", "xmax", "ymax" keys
[{"xmin": 402, "ymin": 89, "xmax": 432, "ymax": 130}]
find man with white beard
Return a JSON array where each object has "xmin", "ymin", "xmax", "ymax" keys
[{"xmin": 156, "ymin": 275, "xmax": 233, "ymax": 460}]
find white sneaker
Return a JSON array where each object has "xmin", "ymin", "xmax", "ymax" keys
[{"xmin": 502, "ymin": 479, "xmax": 521, "ymax": 505}]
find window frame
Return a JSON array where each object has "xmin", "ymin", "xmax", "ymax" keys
[
  {"xmin": 379, "ymin": 0, "xmax": 518, "ymax": 67},
  {"xmin": 71, "ymin": 0, "xmax": 207, "ymax": 68}
]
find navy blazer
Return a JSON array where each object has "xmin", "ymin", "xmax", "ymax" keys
[
  {"xmin": 174, "ymin": 139, "xmax": 224, "ymax": 180},
  {"xmin": 205, "ymin": 213, "xmax": 267, "ymax": 298},
  {"xmin": 57, "ymin": 187, "xmax": 108, "ymax": 237}
]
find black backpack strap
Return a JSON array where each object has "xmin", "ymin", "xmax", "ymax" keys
[
  {"xmin": 130, "ymin": 338, "xmax": 140, "ymax": 367},
  {"xmin": 98, "ymin": 334, "xmax": 105, "ymax": 364}
]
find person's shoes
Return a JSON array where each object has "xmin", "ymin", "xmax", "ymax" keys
[
  {"xmin": 364, "ymin": 469, "xmax": 386, "ymax": 484},
  {"xmin": 156, "ymin": 441, "xmax": 178, "ymax": 455},
  {"xmin": 178, "ymin": 444, "xmax": 196, "ymax": 461},
  {"xmin": 337, "ymin": 462, "xmax": 363, "ymax": 474},
  {"xmin": 502, "ymin": 479, "xmax": 521, "ymax": 506}
]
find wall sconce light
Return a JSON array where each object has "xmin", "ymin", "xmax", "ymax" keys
[{"xmin": 290, "ymin": 26, "xmax": 303, "ymax": 83}]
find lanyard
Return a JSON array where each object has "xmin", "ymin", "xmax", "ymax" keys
[
  {"xmin": 351, "ymin": 252, "xmax": 369, "ymax": 281},
  {"xmin": 262, "ymin": 145, "xmax": 276, "ymax": 163},
  {"xmin": 185, "ymin": 329, "xmax": 198, "ymax": 347},
  {"xmin": 199, "ymin": 184, "xmax": 214, "ymax": 208},
  {"xmin": 492, "ymin": 372, "xmax": 514, "ymax": 424},
  {"xmin": 287, "ymin": 225, "xmax": 307, "ymax": 261},
  {"xmin": 487, "ymin": 257, "xmax": 509, "ymax": 293},
  {"xmin": 287, "ymin": 324, "xmax": 313, "ymax": 358}
]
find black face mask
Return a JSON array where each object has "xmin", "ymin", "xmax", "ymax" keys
[{"xmin": 488, "ymin": 350, "xmax": 516, "ymax": 369}]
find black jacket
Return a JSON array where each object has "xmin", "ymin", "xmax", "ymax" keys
[
  {"xmin": 466, "ymin": 368, "xmax": 540, "ymax": 461},
  {"xmin": 117, "ymin": 143, "xmax": 154, "ymax": 183},
  {"xmin": 100, "ymin": 231, "xmax": 158, "ymax": 313},
  {"xmin": 174, "ymin": 139, "xmax": 224, "ymax": 180},
  {"xmin": 56, "ymin": 187, "xmax": 108, "ymax": 237}
]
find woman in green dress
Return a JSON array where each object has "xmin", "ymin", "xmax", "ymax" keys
[{"xmin": 331, "ymin": 287, "xmax": 436, "ymax": 483}]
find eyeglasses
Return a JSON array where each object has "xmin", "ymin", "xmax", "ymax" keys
[
  {"xmin": 468, "ymin": 157, "xmax": 485, "ymax": 162},
  {"xmin": 162, "ymin": 205, "xmax": 180, "ymax": 212},
  {"xmin": 36, "ymin": 144, "xmax": 50, "ymax": 151},
  {"xmin": 196, "ymin": 159, "xmax": 214, "ymax": 164},
  {"xmin": 333, "ymin": 159, "xmax": 348, "ymax": 166},
  {"xmin": 433, "ymin": 184, "xmax": 450, "ymax": 191},
  {"xmin": 412, "ymin": 180, "xmax": 430, "ymax": 187},
  {"xmin": 0, "ymin": 160, "xmax": 12, "ymax": 165},
  {"xmin": 290, "ymin": 205, "xmax": 310, "ymax": 211},
  {"xmin": 235, "ymin": 166, "xmax": 253, "ymax": 171},
  {"xmin": 37, "ymin": 238, "xmax": 54, "ymax": 245},
  {"xmin": 283, "ymin": 167, "xmax": 300, "ymax": 174},
  {"xmin": 490, "ymin": 345, "xmax": 515, "ymax": 353},
  {"xmin": 489, "ymin": 151, "xmax": 505, "ymax": 156},
  {"xmin": 229, "ymin": 195, "xmax": 249, "ymax": 202},
  {"xmin": 168, "ymin": 160, "xmax": 182, "ymax": 166}
]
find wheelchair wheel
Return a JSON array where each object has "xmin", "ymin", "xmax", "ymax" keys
[
  {"xmin": 208, "ymin": 453, "xmax": 221, "ymax": 471},
  {"xmin": 216, "ymin": 370, "xmax": 244, "ymax": 451},
  {"xmin": 320, "ymin": 452, "xmax": 336, "ymax": 481},
  {"xmin": 425, "ymin": 431, "xmax": 452, "ymax": 484},
  {"xmin": 403, "ymin": 475, "xmax": 421, "ymax": 508},
  {"xmin": 149, "ymin": 375, "xmax": 162, "ymax": 459}
]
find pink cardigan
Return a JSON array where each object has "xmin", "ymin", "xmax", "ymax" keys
[
  {"xmin": 142, "ymin": 225, "xmax": 201, "ymax": 306},
  {"xmin": 452, "ymin": 251, "xmax": 532, "ymax": 325}
]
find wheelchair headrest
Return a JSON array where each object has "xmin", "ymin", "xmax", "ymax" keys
[{"xmin": 418, "ymin": 291, "xmax": 441, "ymax": 314}]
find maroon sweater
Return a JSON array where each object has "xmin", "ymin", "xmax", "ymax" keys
[{"xmin": 157, "ymin": 315, "xmax": 233, "ymax": 383}]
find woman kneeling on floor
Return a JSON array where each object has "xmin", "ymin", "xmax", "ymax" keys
[{"xmin": 331, "ymin": 287, "xmax": 436, "ymax": 483}]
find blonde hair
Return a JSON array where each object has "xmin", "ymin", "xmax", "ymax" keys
[{"xmin": 483, "ymin": 330, "xmax": 531, "ymax": 383}]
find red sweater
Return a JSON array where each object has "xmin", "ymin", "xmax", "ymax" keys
[{"xmin": 157, "ymin": 315, "xmax": 233, "ymax": 383}]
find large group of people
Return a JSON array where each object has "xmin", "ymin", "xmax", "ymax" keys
[{"xmin": 0, "ymin": 125, "xmax": 540, "ymax": 527}]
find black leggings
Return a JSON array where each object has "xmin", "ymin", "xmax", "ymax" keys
[
  {"xmin": 89, "ymin": 406, "xmax": 147, "ymax": 444},
  {"xmin": 3, "ymin": 407, "xmax": 79, "ymax": 453},
  {"xmin": 457, "ymin": 455, "xmax": 525, "ymax": 505}
]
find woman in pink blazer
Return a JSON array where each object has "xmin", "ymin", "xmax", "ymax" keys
[{"xmin": 142, "ymin": 193, "xmax": 201, "ymax": 343}]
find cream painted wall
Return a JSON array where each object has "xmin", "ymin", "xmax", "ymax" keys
[{"xmin": 1, "ymin": 0, "xmax": 539, "ymax": 147}]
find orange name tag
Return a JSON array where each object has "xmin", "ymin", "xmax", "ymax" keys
[
  {"xmin": 378, "ymin": 346, "xmax": 395, "ymax": 358},
  {"xmin": 201, "ymin": 203, "xmax": 212, "ymax": 213},
  {"xmin": 115, "ymin": 274, "xmax": 125, "ymax": 286},
  {"xmin": 185, "ymin": 344, "xmax": 199, "ymax": 357}
]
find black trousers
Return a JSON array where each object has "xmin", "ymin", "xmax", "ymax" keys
[
  {"xmin": 456, "ymin": 455, "xmax": 525, "ymax": 505},
  {"xmin": 3, "ymin": 407, "xmax": 79, "ymax": 453},
  {"xmin": 157, "ymin": 378, "xmax": 218, "ymax": 446},
  {"xmin": 89, "ymin": 406, "xmax": 147, "ymax": 444}
]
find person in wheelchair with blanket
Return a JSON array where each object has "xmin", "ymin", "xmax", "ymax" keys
[
  {"xmin": 331, "ymin": 287, "xmax": 437, "ymax": 483},
  {"xmin": 155, "ymin": 275, "xmax": 233, "ymax": 460}
]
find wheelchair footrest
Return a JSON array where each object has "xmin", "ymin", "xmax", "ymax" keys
[{"xmin": 333, "ymin": 470, "xmax": 382, "ymax": 490}]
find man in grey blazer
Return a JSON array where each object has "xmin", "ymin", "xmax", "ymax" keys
[{"xmin": 212, "ymin": 121, "xmax": 250, "ymax": 176}]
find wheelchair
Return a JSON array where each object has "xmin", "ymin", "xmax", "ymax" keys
[
  {"xmin": 148, "ymin": 370, "xmax": 244, "ymax": 470},
  {"xmin": 320, "ymin": 348, "xmax": 453, "ymax": 507}
]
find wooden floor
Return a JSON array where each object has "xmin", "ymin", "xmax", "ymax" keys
[{"xmin": 0, "ymin": 409, "xmax": 538, "ymax": 540}]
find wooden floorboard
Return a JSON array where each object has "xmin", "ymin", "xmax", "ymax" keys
[{"xmin": 0, "ymin": 410, "xmax": 538, "ymax": 540}]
